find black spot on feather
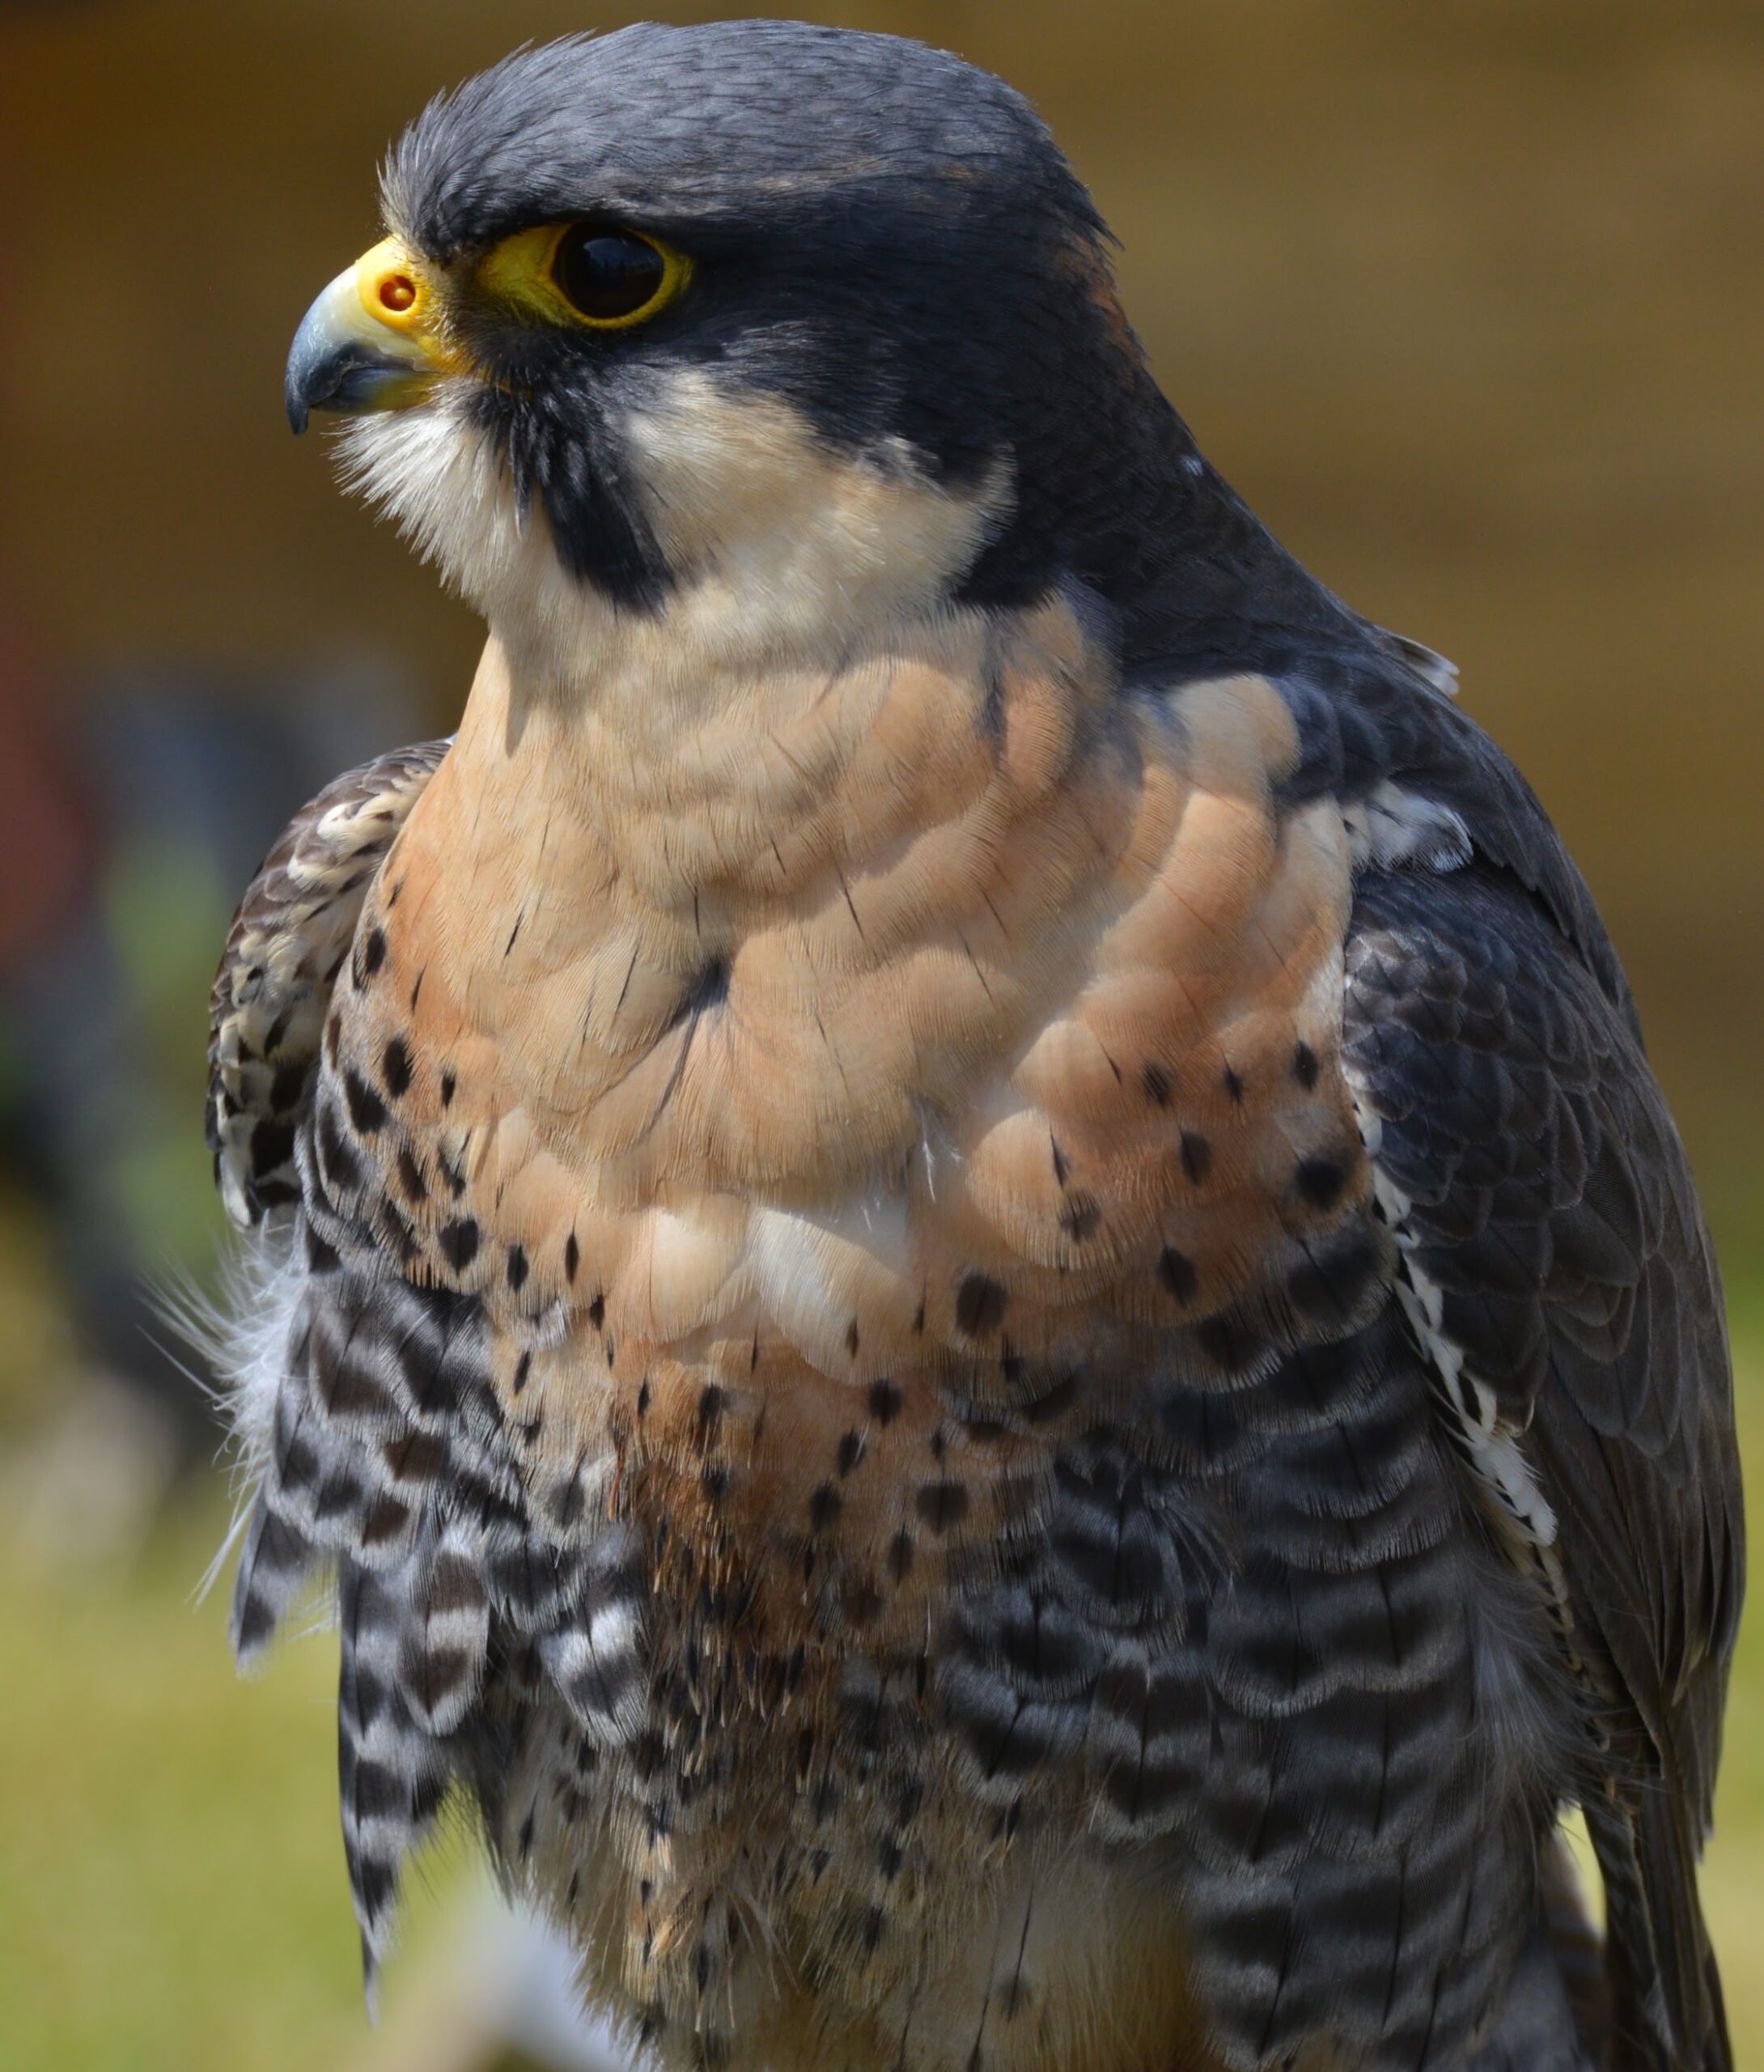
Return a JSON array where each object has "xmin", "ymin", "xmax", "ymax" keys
[
  {"xmin": 915, "ymin": 1480, "xmax": 970, "ymax": 1532},
  {"xmin": 343, "ymin": 1068, "xmax": 388, "ymax": 1134},
  {"xmin": 316, "ymin": 1105, "xmax": 361, "ymax": 1191},
  {"xmin": 381, "ymin": 1037, "xmax": 413, "ymax": 1097},
  {"xmin": 1196, "ymin": 1313, "xmax": 1262, "ymax": 1371},
  {"xmin": 955, "ymin": 1272, "xmax": 1007, "ymax": 1335},
  {"xmin": 1157, "ymin": 1245, "xmax": 1199, "ymax": 1303},
  {"xmin": 439, "ymin": 1217, "xmax": 481, "ymax": 1270},
  {"xmin": 250, "ymin": 1117, "xmax": 295, "ymax": 1178},
  {"xmin": 1286, "ymin": 1221, "xmax": 1388, "ymax": 1325},
  {"xmin": 269, "ymin": 1060, "xmax": 307, "ymax": 1113},
  {"xmin": 1295, "ymin": 1154, "xmax": 1350, "ymax": 1210}
]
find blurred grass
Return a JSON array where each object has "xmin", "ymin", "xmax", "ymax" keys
[
  {"xmin": 0, "ymin": 1501, "xmax": 365, "ymax": 2072},
  {"xmin": 0, "ymin": 1303, "xmax": 1756, "ymax": 2068},
  {"xmin": 0, "ymin": 1488, "xmax": 485, "ymax": 2072}
]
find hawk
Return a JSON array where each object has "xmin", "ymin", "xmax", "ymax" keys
[{"xmin": 208, "ymin": 24, "xmax": 1741, "ymax": 2072}]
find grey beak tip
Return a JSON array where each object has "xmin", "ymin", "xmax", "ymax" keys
[{"xmin": 285, "ymin": 270, "xmax": 427, "ymax": 433}]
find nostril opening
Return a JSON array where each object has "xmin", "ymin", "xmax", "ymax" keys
[{"xmin": 378, "ymin": 274, "xmax": 418, "ymax": 314}]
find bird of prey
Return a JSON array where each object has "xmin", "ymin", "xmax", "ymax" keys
[{"xmin": 208, "ymin": 23, "xmax": 1741, "ymax": 2072}]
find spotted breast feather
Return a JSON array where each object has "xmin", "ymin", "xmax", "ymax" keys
[{"xmin": 208, "ymin": 580, "xmax": 1690, "ymax": 2072}]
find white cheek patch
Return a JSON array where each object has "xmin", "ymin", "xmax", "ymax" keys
[
  {"xmin": 337, "ymin": 393, "xmax": 535, "ymax": 614},
  {"xmin": 337, "ymin": 397, "xmax": 651, "ymax": 708},
  {"xmin": 333, "ymin": 372, "xmax": 1013, "ymax": 700},
  {"xmin": 620, "ymin": 373, "xmax": 1012, "ymax": 665}
]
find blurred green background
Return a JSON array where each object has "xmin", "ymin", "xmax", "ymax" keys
[{"xmin": 0, "ymin": 2, "xmax": 1758, "ymax": 2066}]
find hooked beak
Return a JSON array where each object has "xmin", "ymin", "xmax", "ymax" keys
[{"xmin": 284, "ymin": 237, "xmax": 458, "ymax": 433}]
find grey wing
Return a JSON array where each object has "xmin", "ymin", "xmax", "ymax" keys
[
  {"xmin": 206, "ymin": 739, "xmax": 451, "ymax": 1228},
  {"xmin": 1343, "ymin": 858, "xmax": 1743, "ymax": 2072}
]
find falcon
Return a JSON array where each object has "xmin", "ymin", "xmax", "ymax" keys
[{"xmin": 208, "ymin": 23, "xmax": 1741, "ymax": 2072}]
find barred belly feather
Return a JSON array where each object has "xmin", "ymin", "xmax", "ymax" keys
[{"xmin": 216, "ymin": 592, "xmax": 1592, "ymax": 2071}]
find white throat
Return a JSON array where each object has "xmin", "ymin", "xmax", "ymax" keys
[{"xmin": 337, "ymin": 369, "xmax": 1013, "ymax": 724}]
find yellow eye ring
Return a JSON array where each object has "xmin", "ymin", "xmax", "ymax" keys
[{"xmin": 478, "ymin": 221, "xmax": 692, "ymax": 333}]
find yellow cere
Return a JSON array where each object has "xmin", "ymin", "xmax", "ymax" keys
[{"xmin": 354, "ymin": 236, "xmax": 435, "ymax": 333}]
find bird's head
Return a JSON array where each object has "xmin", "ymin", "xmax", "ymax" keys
[{"xmin": 287, "ymin": 22, "xmax": 1194, "ymax": 682}]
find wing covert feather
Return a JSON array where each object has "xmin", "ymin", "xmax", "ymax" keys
[{"xmin": 206, "ymin": 741, "xmax": 451, "ymax": 1227}]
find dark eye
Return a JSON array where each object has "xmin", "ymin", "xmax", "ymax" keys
[{"xmin": 552, "ymin": 224, "xmax": 670, "ymax": 325}]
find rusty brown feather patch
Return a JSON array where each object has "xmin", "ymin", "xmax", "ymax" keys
[{"xmin": 270, "ymin": 592, "xmax": 1384, "ymax": 2066}]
